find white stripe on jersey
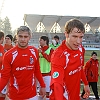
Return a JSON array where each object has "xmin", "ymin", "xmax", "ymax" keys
[
  {"xmin": 64, "ymin": 52, "xmax": 70, "ymax": 69},
  {"xmin": 13, "ymin": 76, "xmax": 19, "ymax": 90},
  {"xmin": 11, "ymin": 50, "xmax": 18, "ymax": 64},
  {"xmin": 29, "ymin": 48, "xmax": 37, "ymax": 60}
]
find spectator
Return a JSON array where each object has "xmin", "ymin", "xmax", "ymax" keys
[
  {"xmin": 0, "ymin": 26, "xmax": 46, "ymax": 100},
  {"xmin": 13, "ymin": 34, "xmax": 18, "ymax": 46},
  {"xmin": 81, "ymin": 51, "xmax": 99, "ymax": 100},
  {"xmin": 50, "ymin": 19, "xmax": 90, "ymax": 100}
]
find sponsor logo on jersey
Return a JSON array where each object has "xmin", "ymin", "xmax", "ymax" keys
[
  {"xmin": 74, "ymin": 54, "xmax": 78, "ymax": 57},
  {"xmin": 16, "ymin": 66, "xmax": 34, "ymax": 71},
  {"xmin": 22, "ymin": 54, "xmax": 28, "ymax": 56},
  {"xmin": 69, "ymin": 66, "xmax": 82, "ymax": 75},
  {"xmin": 52, "ymin": 72, "xmax": 59, "ymax": 78}
]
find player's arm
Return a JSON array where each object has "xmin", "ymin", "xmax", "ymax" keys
[
  {"xmin": 50, "ymin": 50, "xmax": 65, "ymax": 100},
  {"xmin": 97, "ymin": 60, "xmax": 99, "ymax": 76},
  {"xmin": 0, "ymin": 46, "xmax": 4, "ymax": 69},
  {"xmin": 34, "ymin": 50, "xmax": 46, "ymax": 97},
  {"xmin": 0, "ymin": 53, "xmax": 11, "ymax": 92},
  {"xmin": 81, "ymin": 66, "xmax": 90, "ymax": 98},
  {"xmin": 41, "ymin": 48, "xmax": 54, "ymax": 62},
  {"xmin": 81, "ymin": 68, "xmax": 88, "ymax": 85},
  {"xmin": 34, "ymin": 50, "xmax": 45, "ymax": 87},
  {"xmin": 50, "ymin": 83, "xmax": 63, "ymax": 100}
]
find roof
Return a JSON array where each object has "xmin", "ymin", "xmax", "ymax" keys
[{"xmin": 23, "ymin": 14, "xmax": 100, "ymax": 33}]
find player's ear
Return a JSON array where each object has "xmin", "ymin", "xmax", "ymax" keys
[{"xmin": 64, "ymin": 31, "xmax": 68, "ymax": 38}]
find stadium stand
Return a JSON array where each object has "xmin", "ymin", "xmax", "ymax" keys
[{"xmin": 24, "ymin": 14, "xmax": 100, "ymax": 49}]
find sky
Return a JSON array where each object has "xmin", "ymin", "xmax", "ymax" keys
[{"xmin": 0, "ymin": 0, "xmax": 100, "ymax": 30}]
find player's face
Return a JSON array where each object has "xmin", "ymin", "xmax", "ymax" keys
[
  {"xmin": 39, "ymin": 38, "xmax": 46, "ymax": 47},
  {"xmin": 14, "ymin": 39, "xmax": 18, "ymax": 46},
  {"xmin": 65, "ymin": 27, "xmax": 84, "ymax": 50},
  {"xmin": 5, "ymin": 37, "xmax": 12, "ymax": 45},
  {"xmin": 1, "ymin": 37, "xmax": 4, "ymax": 44},
  {"xmin": 92, "ymin": 54, "xmax": 97, "ymax": 60},
  {"xmin": 17, "ymin": 31, "xmax": 31, "ymax": 48}
]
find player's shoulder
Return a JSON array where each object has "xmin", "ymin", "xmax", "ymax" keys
[
  {"xmin": 0, "ymin": 44, "xmax": 4, "ymax": 51},
  {"xmin": 4, "ymin": 46, "xmax": 17, "ymax": 56},
  {"xmin": 28, "ymin": 45, "xmax": 38, "ymax": 51},
  {"xmin": 52, "ymin": 45, "xmax": 66, "ymax": 59},
  {"xmin": 0, "ymin": 44, "xmax": 3, "ymax": 48}
]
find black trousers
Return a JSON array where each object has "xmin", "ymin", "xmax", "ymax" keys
[{"xmin": 81, "ymin": 82, "xmax": 99, "ymax": 99}]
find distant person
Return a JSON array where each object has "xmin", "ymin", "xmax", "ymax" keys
[
  {"xmin": 0, "ymin": 31, "xmax": 5, "ymax": 100},
  {"xmin": 0, "ymin": 26, "xmax": 46, "ymax": 100},
  {"xmin": 81, "ymin": 51, "xmax": 99, "ymax": 100},
  {"xmin": 4, "ymin": 34, "xmax": 13, "ymax": 52},
  {"xmin": 2, "ymin": 34, "xmax": 13, "ymax": 99},
  {"xmin": 0, "ymin": 31, "xmax": 4, "ymax": 70},
  {"xmin": 50, "ymin": 35, "xmax": 60, "ymax": 49},
  {"xmin": 38, "ymin": 35, "xmax": 54, "ymax": 100},
  {"xmin": 50, "ymin": 19, "xmax": 90, "ymax": 100},
  {"xmin": 13, "ymin": 34, "xmax": 18, "ymax": 46}
]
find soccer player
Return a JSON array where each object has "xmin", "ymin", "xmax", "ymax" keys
[
  {"xmin": 0, "ymin": 26, "xmax": 46, "ymax": 100},
  {"xmin": 50, "ymin": 19, "xmax": 90, "ymax": 100},
  {"xmin": 4, "ymin": 34, "xmax": 13, "ymax": 52},
  {"xmin": 0, "ymin": 31, "xmax": 5, "ymax": 100},
  {"xmin": 0, "ymin": 31, "xmax": 4, "ymax": 70},
  {"xmin": 38, "ymin": 35, "xmax": 54, "ymax": 100}
]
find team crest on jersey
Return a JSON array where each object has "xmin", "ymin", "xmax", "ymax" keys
[
  {"xmin": 30, "ymin": 57, "xmax": 34, "ymax": 64},
  {"xmin": 52, "ymin": 72, "xmax": 59, "ymax": 78}
]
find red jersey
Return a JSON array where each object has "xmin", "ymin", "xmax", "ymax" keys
[
  {"xmin": 4, "ymin": 44, "xmax": 13, "ymax": 52},
  {"xmin": 0, "ymin": 44, "xmax": 4, "ymax": 70},
  {"xmin": 84, "ymin": 58, "xmax": 99, "ymax": 82},
  {"xmin": 50, "ymin": 40, "xmax": 88, "ymax": 100},
  {"xmin": 0, "ymin": 45, "xmax": 45, "ymax": 99}
]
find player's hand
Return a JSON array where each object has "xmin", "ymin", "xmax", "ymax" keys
[
  {"xmin": 39, "ymin": 87, "xmax": 46, "ymax": 98},
  {"xmin": 38, "ymin": 48, "xmax": 42, "ymax": 53},
  {"xmin": 83, "ymin": 85, "xmax": 90, "ymax": 98}
]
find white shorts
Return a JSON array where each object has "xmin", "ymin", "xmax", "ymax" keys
[
  {"xmin": 27, "ymin": 95, "xmax": 38, "ymax": 100},
  {"xmin": 8, "ymin": 95, "xmax": 38, "ymax": 100},
  {"xmin": 37, "ymin": 76, "xmax": 51, "ymax": 92}
]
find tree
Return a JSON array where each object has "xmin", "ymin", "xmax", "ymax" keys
[
  {"xmin": 0, "ymin": 18, "xmax": 3, "ymax": 31},
  {"xmin": 2, "ymin": 16, "xmax": 12, "ymax": 35}
]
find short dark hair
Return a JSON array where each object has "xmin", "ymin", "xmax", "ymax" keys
[
  {"xmin": 65, "ymin": 19, "xmax": 85, "ymax": 34},
  {"xmin": 91, "ymin": 51, "xmax": 97, "ymax": 56},
  {"xmin": 0, "ymin": 31, "xmax": 4, "ymax": 39},
  {"xmin": 40, "ymin": 35, "xmax": 49, "ymax": 45},
  {"xmin": 5, "ymin": 34, "xmax": 13, "ymax": 41},
  {"xmin": 54, "ymin": 35, "xmax": 59, "ymax": 40}
]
